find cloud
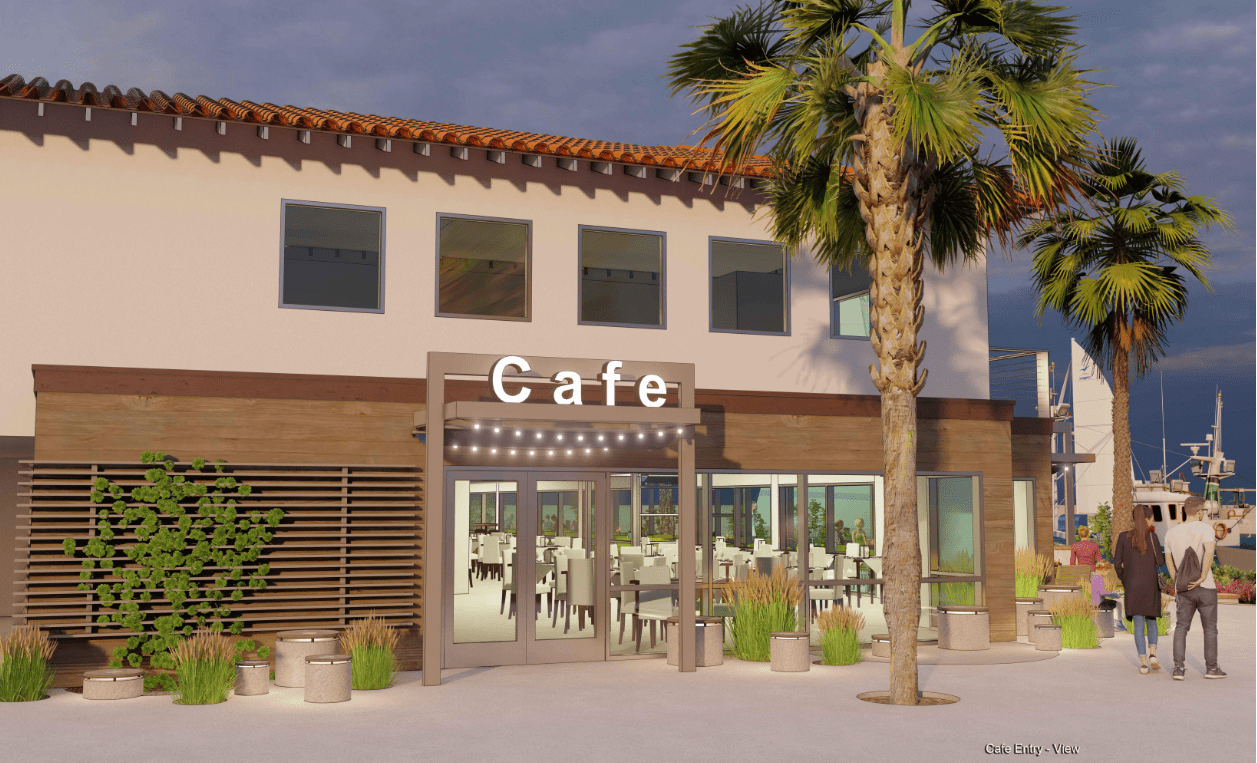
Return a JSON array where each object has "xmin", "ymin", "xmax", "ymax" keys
[{"xmin": 1155, "ymin": 339, "xmax": 1256, "ymax": 372}]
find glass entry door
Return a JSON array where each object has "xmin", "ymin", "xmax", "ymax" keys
[{"xmin": 445, "ymin": 471, "xmax": 607, "ymax": 668}]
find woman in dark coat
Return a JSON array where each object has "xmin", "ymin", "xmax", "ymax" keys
[{"xmin": 1114, "ymin": 504, "xmax": 1165, "ymax": 674}]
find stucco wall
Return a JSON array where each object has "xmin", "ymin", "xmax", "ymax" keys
[{"xmin": 0, "ymin": 98, "xmax": 991, "ymax": 437}]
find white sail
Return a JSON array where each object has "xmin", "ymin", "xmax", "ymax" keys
[{"xmin": 1071, "ymin": 339, "xmax": 1114, "ymax": 517}]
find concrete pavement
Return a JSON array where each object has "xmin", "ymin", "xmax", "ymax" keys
[{"xmin": 1, "ymin": 604, "xmax": 1252, "ymax": 763}]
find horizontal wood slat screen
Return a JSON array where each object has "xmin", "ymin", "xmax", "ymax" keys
[{"xmin": 15, "ymin": 461, "xmax": 423, "ymax": 672}]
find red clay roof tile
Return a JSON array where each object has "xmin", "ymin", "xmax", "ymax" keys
[{"xmin": 0, "ymin": 73, "xmax": 771, "ymax": 177}]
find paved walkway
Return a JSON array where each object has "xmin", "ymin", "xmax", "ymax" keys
[{"xmin": 1, "ymin": 605, "xmax": 1252, "ymax": 763}]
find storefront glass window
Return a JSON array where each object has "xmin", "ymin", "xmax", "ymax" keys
[
  {"xmin": 437, "ymin": 215, "xmax": 529, "ymax": 319},
  {"xmin": 282, "ymin": 202, "xmax": 383, "ymax": 311},
  {"xmin": 580, "ymin": 228, "xmax": 664, "ymax": 327},
  {"xmin": 710, "ymin": 239, "xmax": 788, "ymax": 334}
]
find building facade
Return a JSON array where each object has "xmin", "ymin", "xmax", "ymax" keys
[{"xmin": 0, "ymin": 78, "xmax": 1051, "ymax": 680}]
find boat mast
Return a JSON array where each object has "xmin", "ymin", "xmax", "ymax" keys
[{"xmin": 1160, "ymin": 374, "xmax": 1167, "ymax": 479}]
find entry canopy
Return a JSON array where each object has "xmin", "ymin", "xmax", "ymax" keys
[{"xmin": 415, "ymin": 401, "xmax": 701, "ymax": 433}]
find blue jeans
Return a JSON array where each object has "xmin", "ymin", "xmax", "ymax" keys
[{"xmin": 1133, "ymin": 615, "xmax": 1159, "ymax": 655}]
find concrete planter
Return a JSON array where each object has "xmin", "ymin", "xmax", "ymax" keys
[
  {"xmin": 304, "ymin": 654, "xmax": 352, "ymax": 703},
  {"xmin": 1015, "ymin": 597, "xmax": 1043, "ymax": 638},
  {"xmin": 82, "ymin": 668, "xmax": 144, "ymax": 700},
  {"xmin": 275, "ymin": 629, "xmax": 339, "ymax": 688},
  {"xmin": 870, "ymin": 633, "xmax": 890, "ymax": 658},
  {"xmin": 666, "ymin": 616, "xmax": 725, "ymax": 667},
  {"xmin": 769, "ymin": 632, "xmax": 809, "ymax": 672},
  {"xmin": 1026, "ymin": 609, "xmax": 1054, "ymax": 637},
  {"xmin": 235, "ymin": 660, "xmax": 270, "ymax": 696},
  {"xmin": 1038, "ymin": 585, "xmax": 1081, "ymax": 612},
  {"xmin": 937, "ymin": 605, "xmax": 990, "ymax": 651},
  {"xmin": 1033, "ymin": 623, "xmax": 1063, "ymax": 651},
  {"xmin": 1093, "ymin": 608, "xmax": 1115, "ymax": 639},
  {"xmin": 1217, "ymin": 593, "xmax": 1240, "ymax": 606}
]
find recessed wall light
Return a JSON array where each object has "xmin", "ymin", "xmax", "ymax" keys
[
  {"xmin": 473, "ymin": 424, "xmax": 480, "ymax": 430},
  {"xmin": 493, "ymin": 427, "xmax": 501, "ymax": 433}
]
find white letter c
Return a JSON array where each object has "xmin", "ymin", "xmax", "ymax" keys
[{"xmin": 491, "ymin": 356, "xmax": 531, "ymax": 403}]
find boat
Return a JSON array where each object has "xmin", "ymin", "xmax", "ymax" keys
[
  {"xmin": 1132, "ymin": 392, "xmax": 1255, "ymax": 550},
  {"xmin": 1054, "ymin": 339, "xmax": 1255, "ymax": 551}
]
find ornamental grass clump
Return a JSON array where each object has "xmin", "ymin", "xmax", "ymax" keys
[
  {"xmin": 0, "ymin": 626, "xmax": 56, "ymax": 702},
  {"xmin": 1015, "ymin": 549, "xmax": 1056, "ymax": 598},
  {"xmin": 341, "ymin": 614, "xmax": 400, "ymax": 690},
  {"xmin": 727, "ymin": 568, "xmax": 801, "ymax": 662},
  {"xmin": 816, "ymin": 607, "xmax": 865, "ymax": 666},
  {"xmin": 1049, "ymin": 594, "xmax": 1098, "ymax": 649},
  {"xmin": 171, "ymin": 630, "xmax": 235, "ymax": 704}
]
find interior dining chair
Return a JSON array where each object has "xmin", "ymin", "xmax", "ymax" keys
[
  {"xmin": 563, "ymin": 556, "xmax": 596, "ymax": 634},
  {"xmin": 616, "ymin": 555, "xmax": 644, "ymax": 643},
  {"xmin": 634, "ymin": 565, "xmax": 675, "ymax": 652}
]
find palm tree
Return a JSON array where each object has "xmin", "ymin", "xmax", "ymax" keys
[
  {"xmin": 668, "ymin": 0, "xmax": 1098, "ymax": 705},
  {"xmin": 1020, "ymin": 137, "xmax": 1231, "ymax": 551}
]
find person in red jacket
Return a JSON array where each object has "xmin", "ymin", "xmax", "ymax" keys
[{"xmin": 1070, "ymin": 525, "xmax": 1103, "ymax": 571}]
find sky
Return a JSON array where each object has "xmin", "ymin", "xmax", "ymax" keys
[{"xmin": 2, "ymin": 0, "xmax": 1253, "ymax": 493}]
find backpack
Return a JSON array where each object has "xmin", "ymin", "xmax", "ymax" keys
[{"xmin": 1174, "ymin": 545, "xmax": 1202, "ymax": 593}]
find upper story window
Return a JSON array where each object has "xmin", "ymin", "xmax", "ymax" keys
[
  {"xmin": 831, "ymin": 264, "xmax": 872, "ymax": 338},
  {"xmin": 579, "ymin": 227, "xmax": 665, "ymax": 328},
  {"xmin": 437, "ymin": 214, "xmax": 530, "ymax": 320},
  {"xmin": 281, "ymin": 201, "xmax": 384, "ymax": 312},
  {"xmin": 710, "ymin": 238, "xmax": 788, "ymax": 335}
]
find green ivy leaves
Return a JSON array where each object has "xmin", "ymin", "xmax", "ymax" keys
[{"xmin": 60, "ymin": 451, "xmax": 282, "ymax": 671}]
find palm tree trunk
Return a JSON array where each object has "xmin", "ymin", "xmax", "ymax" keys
[
  {"xmin": 852, "ymin": 65, "xmax": 929, "ymax": 706},
  {"xmin": 1110, "ymin": 349, "xmax": 1133, "ymax": 548}
]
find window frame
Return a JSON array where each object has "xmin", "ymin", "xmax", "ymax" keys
[
  {"xmin": 829, "ymin": 264, "xmax": 873, "ymax": 340},
  {"xmin": 434, "ymin": 212, "xmax": 533, "ymax": 322},
  {"xmin": 279, "ymin": 199, "xmax": 387, "ymax": 314},
  {"xmin": 707, "ymin": 235, "xmax": 791, "ymax": 336},
  {"xmin": 576, "ymin": 224, "xmax": 667, "ymax": 330}
]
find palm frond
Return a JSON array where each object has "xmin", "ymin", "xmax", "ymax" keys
[
  {"xmin": 883, "ymin": 53, "xmax": 983, "ymax": 161},
  {"xmin": 783, "ymin": 0, "xmax": 883, "ymax": 50},
  {"xmin": 667, "ymin": 4, "xmax": 786, "ymax": 105}
]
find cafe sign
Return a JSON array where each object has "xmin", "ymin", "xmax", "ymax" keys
[{"xmin": 490, "ymin": 355, "xmax": 667, "ymax": 408}]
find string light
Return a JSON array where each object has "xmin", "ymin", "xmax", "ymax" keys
[
  {"xmin": 676, "ymin": 428, "xmax": 684, "ymax": 435},
  {"xmin": 493, "ymin": 427, "xmax": 500, "ymax": 433},
  {"xmin": 473, "ymin": 423, "xmax": 480, "ymax": 430}
]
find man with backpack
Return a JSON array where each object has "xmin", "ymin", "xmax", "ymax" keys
[{"xmin": 1163, "ymin": 495, "xmax": 1225, "ymax": 680}]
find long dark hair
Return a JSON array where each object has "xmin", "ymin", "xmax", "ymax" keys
[{"xmin": 1130, "ymin": 504, "xmax": 1151, "ymax": 555}]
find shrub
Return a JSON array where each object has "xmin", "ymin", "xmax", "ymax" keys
[
  {"xmin": 171, "ymin": 630, "xmax": 235, "ymax": 704},
  {"xmin": 0, "ymin": 626, "xmax": 55, "ymax": 702},
  {"xmin": 59, "ymin": 452, "xmax": 282, "ymax": 672},
  {"xmin": 341, "ymin": 614, "xmax": 400, "ymax": 690},
  {"xmin": 816, "ymin": 607, "xmax": 864, "ymax": 666},
  {"xmin": 1014, "ymin": 548, "xmax": 1055, "ymax": 598},
  {"xmin": 1218, "ymin": 580, "xmax": 1256, "ymax": 603},
  {"xmin": 1050, "ymin": 594, "xmax": 1098, "ymax": 649},
  {"xmin": 727, "ymin": 568, "xmax": 801, "ymax": 662}
]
